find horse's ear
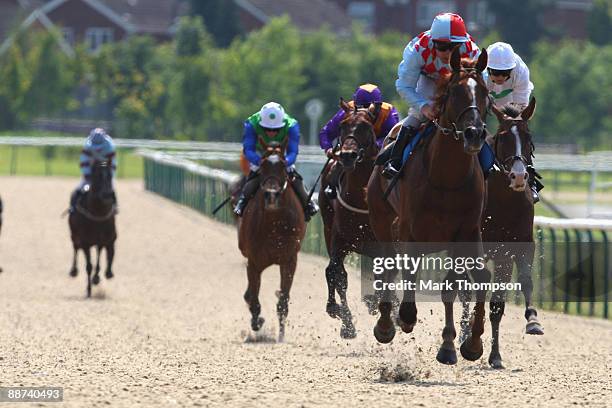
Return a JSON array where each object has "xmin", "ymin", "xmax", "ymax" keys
[
  {"xmin": 521, "ymin": 97, "xmax": 536, "ymax": 121},
  {"xmin": 450, "ymin": 47, "xmax": 461, "ymax": 72},
  {"xmin": 475, "ymin": 48, "xmax": 488, "ymax": 73},
  {"xmin": 491, "ymin": 103, "xmax": 506, "ymax": 123},
  {"xmin": 340, "ymin": 97, "xmax": 351, "ymax": 113}
]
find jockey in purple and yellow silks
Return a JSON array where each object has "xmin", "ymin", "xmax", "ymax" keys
[
  {"xmin": 234, "ymin": 102, "xmax": 319, "ymax": 221},
  {"xmin": 319, "ymin": 84, "xmax": 400, "ymax": 199}
]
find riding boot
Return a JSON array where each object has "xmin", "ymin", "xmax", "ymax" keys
[
  {"xmin": 289, "ymin": 170, "xmax": 319, "ymax": 222},
  {"xmin": 382, "ymin": 125, "xmax": 418, "ymax": 179},
  {"xmin": 324, "ymin": 162, "xmax": 342, "ymax": 199},
  {"xmin": 233, "ymin": 171, "xmax": 260, "ymax": 217},
  {"xmin": 527, "ymin": 165, "xmax": 544, "ymax": 204}
]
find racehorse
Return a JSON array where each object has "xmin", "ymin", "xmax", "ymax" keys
[
  {"xmin": 318, "ymin": 100, "xmax": 380, "ymax": 339},
  {"xmin": 367, "ymin": 48, "xmax": 491, "ymax": 365},
  {"xmin": 482, "ymin": 97, "xmax": 544, "ymax": 368},
  {"xmin": 238, "ymin": 142, "xmax": 306, "ymax": 342},
  {"xmin": 69, "ymin": 160, "xmax": 117, "ymax": 298}
]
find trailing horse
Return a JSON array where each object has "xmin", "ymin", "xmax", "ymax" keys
[
  {"xmin": 69, "ymin": 160, "xmax": 117, "ymax": 298},
  {"xmin": 367, "ymin": 48, "xmax": 491, "ymax": 365},
  {"xmin": 238, "ymin": 143, "xmax": 306, "ymax": 342},
  {"xmin": 481, "ymin": 97, "xmax": 544, "ymax": 369},
  {"xmin": 318, "ymin": 100, "xmax": 380, "ymax": 339}
]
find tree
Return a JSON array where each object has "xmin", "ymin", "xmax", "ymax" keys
[
  {"xmin": 0, "ymin": 44, "xmax": 29, "ymax": 129},
  {"xmin": 190, "ymin": 0, "xmax": 242, "ymax": 47},
  {"xmin": 175, "ymin": 16, "xmax": 213, "ymax": 57},
  {"xmin": 587, "ymin": 0, "xmax": 611, "ymax": 45}
]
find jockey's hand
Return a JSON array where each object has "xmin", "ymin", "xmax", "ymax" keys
[
  {"xmin": 325, "ymin": 148, "xmax": 335, "ymax": 159},
  {"xmin": 421, "ymin": 104, "xmax": 437, "ymax": 121}
]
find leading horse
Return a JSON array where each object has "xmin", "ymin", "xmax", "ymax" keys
[
  {"xmin": 319, "ymin": 100, "xmax": 380, "ymax": 339},
  {"xmin": 238, "ymin": 143, "xmax": 306, "ymax": 342},
  {"xmin": 481, "ymin": 97, "xmax": 544, "ymax": 368},
  {"xmin": 367, "ymin": 48, "xmax": 491, "ymax": 365},
  {"xmin": 69, "ymin": 160, "xmax": 117, "ymax": 298}
]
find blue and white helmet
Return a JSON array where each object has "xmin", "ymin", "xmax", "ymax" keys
[
  {"xmin": 85, "ymin": 128, "xmax": 114, "ymax": 161},
  {"xmin": 88, "ymin": 128, "xmax": 108, "ymax": 145}
]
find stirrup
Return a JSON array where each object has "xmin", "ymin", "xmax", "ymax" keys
[
  {"xmin": 324, "ymin": 185, "xmax": 337, "ymax": 199},
  {"xmin": 233, "ymin": 197, "xmax": 247, "ymax": 217},
  {"xmin": 531, "ymin": 186, "xmax": 540, "ymax": 204},
  {"xmin": 381, "ymin": 161, "xmax": 400, "ymax": 179}
]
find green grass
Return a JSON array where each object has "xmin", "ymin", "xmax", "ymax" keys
[{"xmin": 0, "ymin": 145, "xmax": 143, "ymax": 178}]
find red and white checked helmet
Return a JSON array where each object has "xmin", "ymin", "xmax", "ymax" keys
[{"xmin": 430, "ymin": 13, "xmax": 469, "ymax": 43}]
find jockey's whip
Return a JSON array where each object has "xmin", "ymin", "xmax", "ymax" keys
[{"xmin": 212, "ymin": 196, "xmax": 232, "ymax": 215}]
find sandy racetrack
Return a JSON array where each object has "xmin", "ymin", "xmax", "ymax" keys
[{"xmin": 0, "ymin": 177, "xmax": 610, "ymax": 407}]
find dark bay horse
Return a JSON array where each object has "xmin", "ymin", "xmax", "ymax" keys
[
  {"xmin": 482, "ymin": 97, "xmax": 544, "ymax": 368},
  {"xmin": 238, "ymin": 143, "xmax": 306, "ymax": 342},
  {"xmin": 319, "ymin": 100, "xmax": 380, "ymax": 339},
  {"xmin": 367, "ymin": 49, "xmax": 491, "ymax": 365},
  {"xmin": 69, "ymin": 161, "xmax": 117, "ymax": 298}
]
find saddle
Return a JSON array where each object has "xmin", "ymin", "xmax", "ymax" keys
[{"xmin": 374, "ymin": 122, "xmax": 435, "ymax": 166}]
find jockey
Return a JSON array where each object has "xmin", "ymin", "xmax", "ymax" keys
[
  {"xmin": 319, "ymin": 83, "xmax": 400, "ymax": 198},
  {"xmin": 233, "ymin": 102, "xmax": 319, "ymax": 221},
  {"xmin": 484, "ymin": 41, "xmax": 543, "ymax": 202},
  {"xmin": 382, "ymin": 12, "xmax": 480, "ymax": 178},
  {"xmin": 69, "ymin": 127, "xmax": 117, "ymax": 213}
]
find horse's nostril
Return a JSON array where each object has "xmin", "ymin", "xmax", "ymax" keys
[{"xmin": 510, "ymin": 173, "xmax": 516, "ymax": 179}]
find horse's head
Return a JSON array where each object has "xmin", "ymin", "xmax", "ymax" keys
[
  {"xmin": 337, "ymin": 98, "xmax": 378, "ymax": 171},
  {"xmin": 491, "ymin": 97, "xmax": 537, "ymax": 191},
  {"xmin": 90, "ymin": 160, "xmax": 114, "ymax": 204},
  {"xmin": 437, "ymin": 48, "xmax": 490, "ymax": 155},
  {"xmin": 259, "ymin": 142, "xmax": 288, "ymax": 210}
]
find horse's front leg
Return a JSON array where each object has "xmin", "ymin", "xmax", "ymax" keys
[
  {"xmin": 69, "ymin": 247, "xmax": 78, "ymax": 277},
  {"xmin": 325, "ymin": 256, "xmax": 341, "ymax": 319},
  {"xmin": 489, "ymin": 257, "xmax": 512, "ymax": 369},
  {"xmin": 336, "ymin": 262, "xmax": 356, "ymax": 339},
  {"xmin": 84, "ymin": 246, "xmax": 93, "ymax": 298},
  {"xmin": 516, "ymin": 245, "xmax": 543, "ymax": 335},
  {"xmin": 244, "ymin": 259, "xmax": 264, "ymax": 331},
  {"xmin": 277, "ymin": 255, "xmax": 296, "ymax": 343},
  {"xmin": 105, "ymin": 244, "xmax": 115, "ymax": 279},
  {"xmin": 92, "ymin": 246, "xmax": 101, "ymax": 285},
  {"xmin": 436, "ymin": 270, "xmax": 458, "ymax": 365}
]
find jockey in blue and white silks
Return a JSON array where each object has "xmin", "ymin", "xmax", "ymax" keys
[{"xmin": 69, "ymin": 128, "xmax": 117, "ymax": 212}]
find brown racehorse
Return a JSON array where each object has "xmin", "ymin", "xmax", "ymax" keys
[
  {"xmin": 319, "ymin": 100, "xmax": 380, "ymax": 339},
  {"xmin": 367, "ymin": 48, "xmax": 491, "ymax": 365},
  {"xmin": 69, "ymin": 160, "xmax": 117, "ymax": 298},
  {"xmin": 238, "ymin": 143, "xmax": 306, "ymax": 342},
  {"xmin": 481, "ymin": 97, "xmax": 544, "ymax": 369}
]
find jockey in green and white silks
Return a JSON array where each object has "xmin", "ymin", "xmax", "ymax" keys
[
  {"xmin": 484, "ymin": 42, "xmax": 543, "ymax": 202},
  {"xmin": 234, "ymin": 102, "xmax": 319, "ymax": 221},
  {"xmin": 484, "ymin": 42, "xmax": 534, "ymax": 111}
]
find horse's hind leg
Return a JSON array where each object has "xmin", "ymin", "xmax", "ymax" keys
[
  {"xmin": 244, "ymin": 259, "xmax": 264, "ymax": 331},
  {"xmin": 84, "ymin": 247, "xmax": 93, "ymax": 298},
  {"xmin": 517, "ymin": 247, "xmax": 543, "ymax": 335},
  {"xmin": 437, "ymin": 272, "xmax": 458, "ymax": 365},
  {"xmin": 325, "ymin": 257, "xmax": 340, "ymax": 318},
  {"xmin": 92, "ymin": 246, "xmax": 101, "ymax": 285},
  {"xmin": 69, "ymin": 247, "xmax": 78, "ymax": 277},
  {"xmin": 337, "ymin": 261, "xmax": 356, "ymax": 339},
  {"xmin": 105, "ymin": 244, "xmax": 115, "ymax": 279},
  {"xmin": 277, "ymin": 256, "xmax": 296, "ymax": 342}
]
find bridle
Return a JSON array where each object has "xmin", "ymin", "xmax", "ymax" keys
[
  {"xmin": 339, "ymin": 107, "xmax": 378, "ymax": 163},
  {"xmin": 432, "ymin": 68, "xmax": 492, "ymax": 141},
  {"xmin": 493, "ymin": 121, "xmax": 534, "ymax": 174}
]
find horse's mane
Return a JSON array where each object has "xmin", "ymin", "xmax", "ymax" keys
[
  {"xmin": 500, "ymin": 104, "xmax": 521, "ymax": 119},
  {"xmin": 433, "ymin": 59, "xmax": 481, "ymax": 110}
]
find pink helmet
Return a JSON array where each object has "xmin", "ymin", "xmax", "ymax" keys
[{"xmin": 430, "ymin": 13, "xmax": 469, "ymax": 43}]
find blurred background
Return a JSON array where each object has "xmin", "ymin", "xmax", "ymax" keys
[{"xmin": 0, "ymin": 0, "xmax": 610, "ymax": 217}]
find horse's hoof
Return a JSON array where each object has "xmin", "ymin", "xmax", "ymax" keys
[
  {"xmin": 397, "ymin": 317, "xmax": 415, "ymax": 334},
  {"xmin": 436, "ymin": 345, "xmax": 458, "ymax": 365},
  {"xmin": 105, "ymin": 270, "xmax": 114, "ymax": 279},
  {"xmin": 373, "ymin": 322, "xmax": 395, "ymax": 344},
  {"xmin": 92, "ymin": 275, "xmax": 100, "ymax": 285},
  {"xmin": 460, "ymin": 336, "xmax": 484, "ymax": 361},
  {"xmin": 340, "ymin": 324, "xmax": 357, "ymax": 339},
  {"xmin": 488, "ymin": 353, "xmax": 504, "ymax": 369},
  {"xmin": 326, "ymin": 302, "xmax": 340, "ymax": 319},
  {"xmin": 251, "ymin": 316, "xmax": 265, "ymax": 331},
  {"xmin": 69, "ymin": 268, "xmax": 78, "ymax": 277},
  {"xmin": 526, "ymin": 321, "xmax": 544, "ymax": 335}
]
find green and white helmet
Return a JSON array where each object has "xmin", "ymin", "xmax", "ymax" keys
[{"xmin": 259, "ymin": 102, "xmax": 285, "ymax": 129}]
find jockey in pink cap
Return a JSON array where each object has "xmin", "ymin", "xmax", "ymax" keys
[{"xmin": 382, "ymin": 13, "xmax": 480, "ymax": 178}]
